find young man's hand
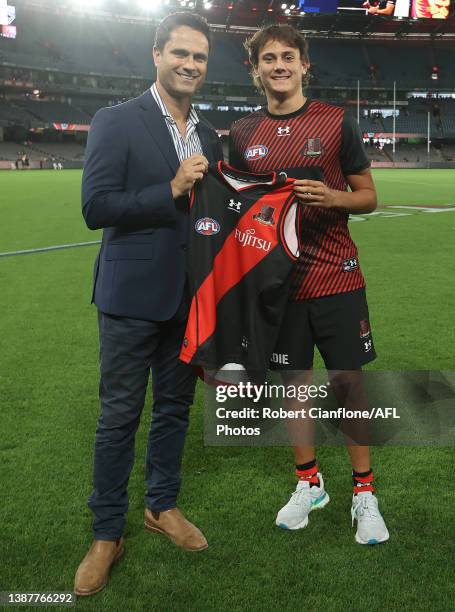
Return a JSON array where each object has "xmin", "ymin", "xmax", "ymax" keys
[
  {"xmin": 293, "ymin": 179, "xmax": 337, "ymax": 208},
  {"xmin": 293, "ymin": 170, "xmax": 377, "ymax": 214}
]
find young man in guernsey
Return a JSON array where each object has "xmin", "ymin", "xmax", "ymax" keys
[{"xmin": 229, "ymin": 24, "xmax": 389, "ymax": 545}]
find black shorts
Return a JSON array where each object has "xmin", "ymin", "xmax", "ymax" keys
[{"xmin": 270, "ymin": 288, "xmax": 377, "ymax": 371}]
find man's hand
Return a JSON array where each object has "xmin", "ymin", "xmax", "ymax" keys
[
  {"xmin": 293, "ymin": 179, "xmax": 337, "ymax": 208},
  {"xmin": 170, "ymin": 154, "xmax": 209, "ymax": 199}
]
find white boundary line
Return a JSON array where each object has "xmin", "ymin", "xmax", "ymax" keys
[
  {"xmin": 2, "ymin": 205, "xmax": 455, "ymax": 256},
  {"xmin": 0, "ymin": 240, "xmax": 101, "ymax": 258}
]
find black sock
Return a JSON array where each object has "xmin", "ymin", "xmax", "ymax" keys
[{"xmin": 296, "ymin": 458, "xmax": 317, "ymax": 472}]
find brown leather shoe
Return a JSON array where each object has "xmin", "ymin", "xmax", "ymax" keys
[
  {"xmin": 74, "ymin": 537, "xmax": 124, "ymax": 597},
  {"xmin": 144, "ymin": 508, "xmax": 208, "ymax": 551}
]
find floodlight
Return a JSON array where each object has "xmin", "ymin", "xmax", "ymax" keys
[
  {"xmin": 74, "ymin": 0, "xmax": 103, "ymax": 6},
  {"xmin": 137, "ymin": 0, "xmax": 162, "ymax": 9}
]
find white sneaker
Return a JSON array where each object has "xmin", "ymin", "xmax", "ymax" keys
[
  {"xmin": 351, "ymin": 491, "xmax": 390, "ymax": 545},
  {"xmin": 275, "ymin": 473, "xmax": 330, "ymax": 530}
]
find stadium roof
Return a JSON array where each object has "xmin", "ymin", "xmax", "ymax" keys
[{"xmin": 14, "ymin": 0, "xmax": 455, "ymax": 38}]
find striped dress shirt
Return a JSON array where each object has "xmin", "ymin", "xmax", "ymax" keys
[{"xmin": 150, "ymin": 82, "xmax": 203, "ymax": 162}]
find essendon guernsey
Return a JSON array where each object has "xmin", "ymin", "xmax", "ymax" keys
[
  {"xmin": 229, "ymin": 99, "xmax": 371, "ymax": 300},
  {"xmin": 179, "ymin": 161, "xmax": 300, "ymax": 380}
]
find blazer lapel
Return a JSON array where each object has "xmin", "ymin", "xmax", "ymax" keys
[{"xmin": 138, "ymin": 90, "xmax": 179, "ymax": 175}]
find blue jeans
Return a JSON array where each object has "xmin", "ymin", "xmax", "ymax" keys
[{"xmin": 87, "ymin": 301, "xmax": 196, "ymax": 540}]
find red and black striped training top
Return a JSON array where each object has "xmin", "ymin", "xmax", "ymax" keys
[{"xmin": 229, "ymin": 99, "xmax": 371, "ymax": 300}]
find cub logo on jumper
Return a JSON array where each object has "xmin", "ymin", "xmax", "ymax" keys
[
  {"xmin": 245, "ymin": 145, "xmax": 269, "ymax": 161},
  {"xmin": 301, "ymin": 137, "xmax": 323, "ymax": 157},
  {"xmin": 342, "ymin": 257, "xmax": 358, "ymax": 272},
  {"xmin": 360, "ymin": 320, "xmax": 371, "ymax": 338},
  {"xmin": 195, "ymin": 217, "xmax": 220, "ymax": 236},
  {"xmin": 241, "ymin": 336, "xmax": 249, "ymax": 350},
  {"xmin": 277, "ymin": 126, "xmax": 291, "ymax": 137},
  {"xmin": 363, "ymin": 339, "xmax": 372, "ymax": 352},
  {"xmin": 253, "ymin": 205, "xmax": 276, "ymax": 226},
  {"xmin": 234, "ymin": 228, "xmax": 272, "ymax": 252},
  {"xmin": 228, "ymin": 199, "xmax": 242, "ymax": 213}
]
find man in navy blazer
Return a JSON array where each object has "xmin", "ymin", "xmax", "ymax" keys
[{"xmin": 75, "ymin": 12, "xmax": 223, "ymax": 596}]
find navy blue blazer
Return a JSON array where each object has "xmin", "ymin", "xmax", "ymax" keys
[{"xmin": 82, "ymin": 89, "xmax": 224, "ymax": 321}]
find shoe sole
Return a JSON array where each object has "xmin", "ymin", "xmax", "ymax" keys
[
  {"xmin": 355, "ymin": 529, "xmax": 390, "ymax": 545},
  {"xmin": 74, "ymin": 545, "xmax": 125, "ymax": 597},
  {"xmin": 276, "ymin": 493, "xmax": 330, "ymax": 530},
  {"xmin": 144, "ymin": 521, "xmax": 209, "ymax": 552}
]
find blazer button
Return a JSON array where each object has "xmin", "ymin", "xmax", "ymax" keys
[{"xmin": 181, "ymin": 244, "xmax": 188, "ymax": 251}]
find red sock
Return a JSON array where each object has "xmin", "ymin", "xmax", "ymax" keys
[
  {"xmin": 352, "ymin": 469, "xmax": 375, "ymax": 494},
  {"xmin": 296, "ymin": 459, "xmax": 320, "ymax": 486}
]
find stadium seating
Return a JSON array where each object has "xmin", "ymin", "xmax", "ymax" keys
[
  {"xmin": 1, "ymin": 8, "xmax": 455, "ymax": 89},
  {"xmin": 33, "ymin": 142, "xmax": 86, "ymax": 161},
  {"xmin": 382, "ymin": 144, "xmax": 427, "ymax": 162},
  {"xmin": 0, "ymin": 141, "xmax": 31, "ymax": 161},
  {"xmin": 309, "ymin": 41, "xmax": 367, "ymax": 87},
  {"xmin": 13, "ymin": 99, "xmax": 91, "ymax": 124},
  {"xmin": 0, "ymin": 140, "xmax": 85, "ymax": 161},
  {"xmin": 440, "ymin": 144, "xmax": 455, "ymax": 161},
  {"xmin": 1, "ymin": 5, "xmax": 454, "ymax": 163},
  {"xmin": 0, "ymin": 98, "xmax": 36, "ymax": 126},
  {"xmin": 198, "ymin": 109, "xmax": 250, "ymax": 130}
]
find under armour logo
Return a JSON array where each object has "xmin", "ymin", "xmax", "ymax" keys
[
  {"xmin": 277, "ymin": 126, "xmax": 291, "ymax": 136},
  {"xmin": 228, "ymin": 199, "xmax": 242, "ymax": 212}
]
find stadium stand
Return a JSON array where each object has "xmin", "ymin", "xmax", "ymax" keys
[
  {"xmin": 383, "ymin": 115, "xmax": 428, "ymax": 133},
  {"xmin": 382, "ymin": 144, "xmax": 429, "ymax": 162},
  {"xmin": 1, "ymin": 10, "xmax": 455, "ymax": 89},
  {"xmin": 1, "ymin": 4, "xmax": 454, "ymax": 168},
  {"xmin": 14, "ymin": 99, "xmax": 91, "ymax": 124},
  {"xmin": 0, "ymin": 140, "xmax": 85, "ymax": 162},
  {"xmin": 0, "ymin": 141, "xmax": 33, "ymax": 161},
  {"xmin": 197, "ymin": 109, "xmax": 249, "ymax": 130},
  {"xmin": 0, "ymin": 98, "xmax": 36, "ymax": 126},
  {"xmin": 440, "ymin": 144, "xmax": 455, "ymax": 161}
]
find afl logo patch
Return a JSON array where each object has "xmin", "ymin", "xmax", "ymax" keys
[
  {"xmin": 245, "ymin": 145, "xmax": 269, "ymax": 161},
  {"xmin": 195, "ymin": 217, "xmax": 220, "ymax": 236}
]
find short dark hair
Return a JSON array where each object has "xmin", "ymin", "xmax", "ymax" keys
[
  {"xmin": 154, "ymin": 12, "xmax": 211, "ymax": 51},
  {"xmin": 245, "ymin": 24, "xmax": 310, "ymax": 93}
]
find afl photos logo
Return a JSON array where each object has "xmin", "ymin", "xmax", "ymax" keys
[
  {"xmin": 245, "ymin": 145, "xmax": 269, "ymax": 161},
  {"xmin": 195, "ymin": 217, "xmax": 220, "ymax": 236}
]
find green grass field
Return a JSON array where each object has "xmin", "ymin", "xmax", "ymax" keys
[{"xmin": 1, "ymin": 169, "xmax": 454, "ymax": 611}]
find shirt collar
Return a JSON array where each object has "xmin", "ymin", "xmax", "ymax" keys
[{"xmin": 151, "ymin": 82, "xmax": 199, "ymax": 127}]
